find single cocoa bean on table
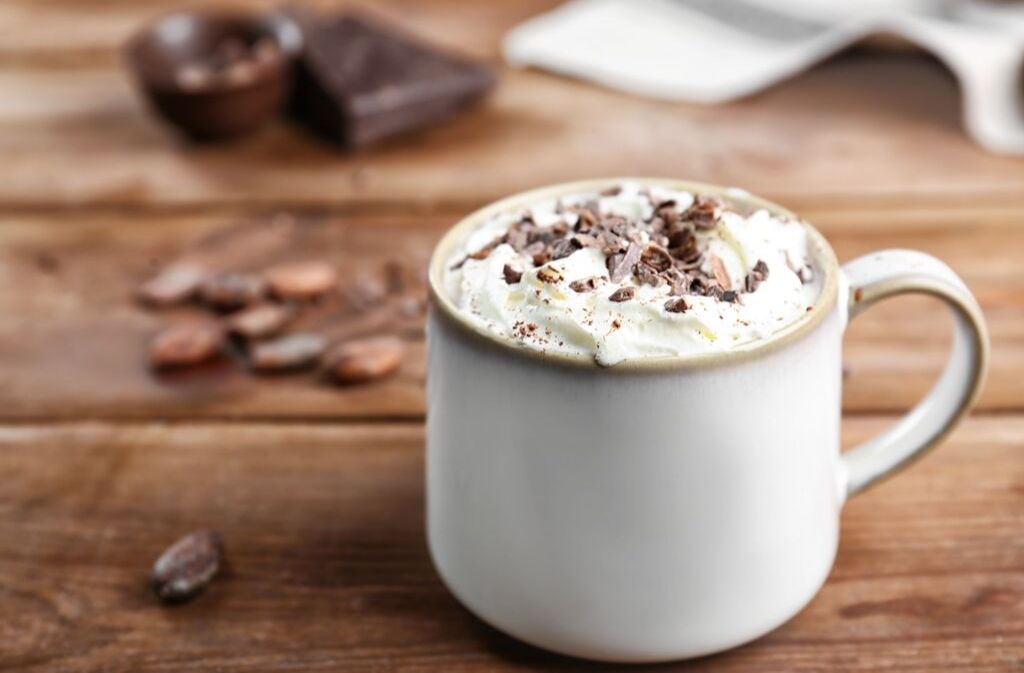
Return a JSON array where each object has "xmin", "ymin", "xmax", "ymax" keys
[{"xmin": 151, "ymin": 530, "xmax": 223, "ymax": 603}]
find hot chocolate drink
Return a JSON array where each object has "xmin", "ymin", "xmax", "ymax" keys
[{"xmin": 443, "ymin": 181, "xmax": 821, "ymax": 365}]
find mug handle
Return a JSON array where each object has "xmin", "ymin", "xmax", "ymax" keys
[{"xmin": 840, "ymin": 250, "xmax": 989, "ymax": 497}]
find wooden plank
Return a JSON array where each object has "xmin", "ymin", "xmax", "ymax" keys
[
  {"xmin": 3, "ymin": 53, "xmax": 1024, "ymax": 210},
  {"xmin": 0, "ymin": 204, "xmax": 1019, "ymax": 420},
  {"xmin": 0, "ymin": 416, "xmax": 1021, "ymax": 672},
  {"xmin": 0, "ymin": 0, "xmax": 553, "ymax": 66}
]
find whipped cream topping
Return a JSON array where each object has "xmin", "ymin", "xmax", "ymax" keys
[{"xmin": 442, "ymin": 182, "xmax": 821, "ymax": 366}]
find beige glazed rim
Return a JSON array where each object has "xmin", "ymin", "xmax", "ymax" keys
[{"xmin": 428, "ymin": 178, "xmax": 840, "ymax": 372}]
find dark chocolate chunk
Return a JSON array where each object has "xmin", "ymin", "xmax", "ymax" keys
[
  {"xmin": 640, "ymin": 244, "xmax": 673, "ymax": 272},
  {"xmin": 550, "ymin": 237, "xmax": 582, "ymax": 260},
  {"xmin": 569, "ymin": 276, "xmax": 603, "ymax": 292},
  {"xmin": 289, "ymin": 13, "xmax": 496, "ymax": 148},
  {"xmin": 536, "ymin": 266, "xmax": 563, "ymax": 284},
  {"xmin": 608, "ymin": 287, "xmax": 636, "ymax": 303},
  {"xmin": 744, "ymin": 259, "xmax": 770, "ymax": 293},
  {"xmin": 635, "ymin": 263, "xmax": 665, "ymax": 287},
  {"xmin": 683, "ymin": 195, "xmax": 720, "ymax": 230},
  {"xmin": 664, "ymin": 297, "xmax": 690, "ymax": 313},
  {"xmin": 503, "ymin": 264, "xmax": 523, "ymax": 284},
  {"xmin": 607, "ymin": 241, "xmax": 642, "ymax": 283}
]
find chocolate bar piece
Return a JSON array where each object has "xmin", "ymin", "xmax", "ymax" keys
[{"xmin": 289, "ymin": 14, "xmax": 496, "ymax": 148}]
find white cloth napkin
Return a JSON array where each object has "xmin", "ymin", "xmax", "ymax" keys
[{"xmin": 504, "ymin": 0, "xmax": 1024, "ymax": 154}]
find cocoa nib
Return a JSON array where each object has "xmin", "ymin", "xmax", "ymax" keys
[
  {"xmin": 149, "ymin": 322, "xmax": 224, "ymax": 368},
  {"xmin": 641, "ymin": 244, "xmax": 673, "ymax": 272},
  {"xmin": 325, "ymin": 336, "xmax": 405, "ymax": 384},
  {"xmin": 250, "ymin": 333, "xmax": 326, "ymax": 372},
  {"xmin": 709, "ymin": 254, "xmax": 732, "ymax": 290},
  {"xmin": 569, "ymin": 276, "xmax": 603, "ymax": 292},
  {"xmin": 664, "ymin": 297, "xmax": 690, "ymax": 313},
  {"xmin": 451, "ymin": 186, "xmax": 785, "ymax": 306},
  {"xmin": 683, "ymin": 195, "xmax": 720, "ymax": 230},
  {"xmin": 198, "ymin": 272, "xmax": 266, "ymax": 310},
  {"xmin": 608, "ymin": 287, "xmax": 636, "ymax": 302},
  {"xmin": 667, "ymin": 226, "xmax": 696, "ymax": 255},
  {"xmin": 503, "ymin": 264, "xmax": 523, "ymax": 284},
  {"xmin": 635, "ymin": 263, "xmax": 665, "ymax": 287},
  {"xmin": 744, "ymin": 259, "xmax": 770, "ymax": 293},
  {"xmin": 266, "ymin": 261, "xmax": 338, "ymax": 300},
  {"xmin": 138, "ymin": 264, "xmax": 205, "ymax": 307},
  {"xmin": 151, "ymin": 530, "xmax": 223, "ymax": 603}
]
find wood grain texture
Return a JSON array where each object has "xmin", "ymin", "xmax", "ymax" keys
[
  {"xmin": 0, "ymin": 417, "xmax": 1021, "ymax": 672},
  {"xmin": 0, "ymin": 204, "xmax": 1019, "ymax": 420},
  {"xmin": 4, "ymin": 54, "xmax": 1024, "ymax": 211}
]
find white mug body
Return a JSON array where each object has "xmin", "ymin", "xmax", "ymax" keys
[
  {"xmin": 425, "ymin": 178, "xmax": 988, "ymax": 663},
  {"xmin": 427, "ymin": 303, "xmax": 845, "ymax": 662}
]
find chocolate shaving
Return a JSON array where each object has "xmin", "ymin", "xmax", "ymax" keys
[
  {"xmin": 600, "ymin": 185, "xmax": 623, "ymax": 196},
  {"xmin": 550, "ymin": 237, "xmax": 582, "ymax": 261},
  {"xmin": 709, "ymin": 254, "xmax": 732, "ymax": 290},
  {"xmin": 503, "ymin": 264, "xmax": 523, "ymax": 285},
  {"xmin": 608, "ymin": 287, "xmax": 636, "ymax": 303},
  {"xmin": 450, "ymin": 235, "xmax": 503, "ymax": 270},
  {"xmin": 608, "ymin": 241, "xmax": 643, "ymax": 283},
  {"xmin": 453, "ymin": 185, "xmax": 799, "ymax": 306}
]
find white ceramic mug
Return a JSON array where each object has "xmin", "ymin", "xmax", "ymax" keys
[{"xmin": 425, "ymin": 179, "xmax": 989, "ymax": 663}]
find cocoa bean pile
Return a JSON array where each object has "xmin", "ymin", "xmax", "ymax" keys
[{"xmin": 140, "ymin": 257, "xmax": 424, "ymax": 385}]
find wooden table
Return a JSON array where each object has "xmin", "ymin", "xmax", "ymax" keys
[{"xmin": 1, "ymin": 1, "xmax": 1022, "ymax": 671}]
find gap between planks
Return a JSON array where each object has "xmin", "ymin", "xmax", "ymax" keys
[{"xmin": 0, "ymin": 408, "xmax": 1019, "ymax": 427}]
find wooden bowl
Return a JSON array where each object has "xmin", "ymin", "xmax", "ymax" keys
[{"xmin": 126, "ymin": 10, "xmax": 301, "ymax": 141}]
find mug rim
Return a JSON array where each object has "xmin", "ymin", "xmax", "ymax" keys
[{"xmin": 428, "ymin": 178, "xmax": 840, "ymax": 372}]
